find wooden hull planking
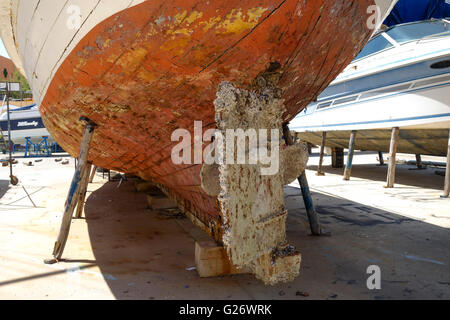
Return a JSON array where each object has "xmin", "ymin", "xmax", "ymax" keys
[{"xmin": 0, "ymin": 0, "xmax": 394, "ymax": 283}]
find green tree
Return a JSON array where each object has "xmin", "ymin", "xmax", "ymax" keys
[{"xmin": 11, "ymin": 69, "xmax": 30, "ymax": 92}]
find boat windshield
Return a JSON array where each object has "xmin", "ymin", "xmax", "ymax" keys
[
  {"xmin": 354, "ymin": 35, "xmax": 394, "ymax": 60},
  {"xmin": 354, "ymin": 20, "xmax": 449, "ymax": 61},
  {"xmin": 386, "ymin": 20, "xmax": 450, "ymax": 44}
]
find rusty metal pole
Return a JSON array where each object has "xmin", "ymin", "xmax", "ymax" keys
[
  {"xmin": 386, "ymin": 127, "xmax": 400, "ymax": 188},
  {"xmin": 45, "ymin": 117, "xmax": 97, "ymax": 264},
  {"xmin": 317, "ymin": 132, "xmax": 326, "ymax": 176},
  {"xmin": 283, "ymin": 124, "xmax": 322, "ymax": 236},
  {"xmin": 343, "ymin": 131, "xmax": 357, "ymax": 181},
  {"xmin": 441, "ymin": 130, "xmax": 450, "ymax": 198}
]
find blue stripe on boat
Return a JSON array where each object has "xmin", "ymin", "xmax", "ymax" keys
[{"xmin": 0, "ymin": 117, "xmax": 46, "ymax": 131}]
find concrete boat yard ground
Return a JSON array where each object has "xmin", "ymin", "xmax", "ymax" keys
[{"xmin": 0, "ymin": 150, "xmax": 449, "ymax": 300}]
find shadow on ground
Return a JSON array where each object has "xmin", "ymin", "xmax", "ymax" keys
[
  {"xmin": 307, "ymin": 151, "xmax": 445, "ymax": 191},
  {"xmin": 0, "ymin": 180, "xmax": 9, "ymax": 200},
  {"xmin": 80, "ymin": 180, "xmax": 449, "ymax": 300}
]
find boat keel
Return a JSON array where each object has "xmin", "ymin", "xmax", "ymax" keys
[{"xmin": 202, "ymin": 81, "xmax": 308, "ymax": 285}]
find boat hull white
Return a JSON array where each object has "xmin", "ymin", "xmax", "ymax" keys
[
  {"xmin": 291, "ymin": 20, "xmax": 450, "ymax": 157},
  {"xmin": 291, "ymin": 76, "xmax": 450, "ymax": 133}
]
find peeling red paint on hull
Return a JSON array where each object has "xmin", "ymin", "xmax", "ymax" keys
[{"xmin": 40, "ymin": 0, "xmax": 374, "ymax": 230}]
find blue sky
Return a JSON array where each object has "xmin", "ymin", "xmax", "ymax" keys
[{"xmin": 0, "ymin": 38, "xmax": 10, "ymax": 58}]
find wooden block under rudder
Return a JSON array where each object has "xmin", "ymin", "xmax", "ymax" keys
[
  {"xmin": 195, "ymin": 241, "xmax": 249, "ymax": 278},
  {"xmin": 134, "ymin": 181, "xmax": 157, "ymax": 193},
  {"xmin": 146, "ymin": 195, "xmax": 178, "ymax": 210},
  {"xmin": 146, "ymin": 195, "xmax": 154, "ymax": 209}
]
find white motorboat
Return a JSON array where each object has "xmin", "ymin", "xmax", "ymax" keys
[
  {"xmin": 291, "ymin": 19, "xmax": 450, "ymax": 156},
  {"xmin": 0, "ymin": 103, "xmax": 53, "ymax": 145}
]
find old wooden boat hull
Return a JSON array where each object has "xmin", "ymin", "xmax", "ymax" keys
[{"xmin": 0, "ymin": 0, "xmax": 396, "ymax": 283}]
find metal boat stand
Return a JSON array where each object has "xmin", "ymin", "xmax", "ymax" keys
[
  {"xmin": 386, "ymin": 127, "xmax": 400, "ymax": 188},
  {"xmin": 377, "ymin": 152, "xmax": 386, "ymax": 166},
  {"xmin": 409, "ymin": 154, "xmax": 427, "ymax": 171},
  {"xmin": 24, "ymin": 136, "xmax": 51, "ymax": 158},
  {"xmin": 316, "ymin": 132, "xmax": 327, "ymax": 176},
  {"xmin": 283, "ymin": 124, "xmax": 322, "ymax": 236},
  {"xmin": 343, "ymin": 130, "xmax": 357, "ymax": 181},
  {"xmin": 44, "ymin": 117, "xmax": 97, "ymax": 264}
]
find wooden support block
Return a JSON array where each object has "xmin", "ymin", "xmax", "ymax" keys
[
  {"xmin": 195, "ymin": 241, "xmax": 249, "ymax": 278},
  {"xmin": 343, "ymin": 131, "xmax": 357, "ymax": 181},
  {"xmin": 386, "ymin": 127, "xmax": 400, "ymax": 188},
  {"xmin": 442, "ymin": 130, "xmax": 450, "ymax": 198},
  {"xmin": 317, "ymin": 132, "xmax": 327, "ymax": 176},
  {"xmin": 134, "ymin": 181, "xmax": 157, "ymax": 193},
  {"xmin": 146, "ymin": 194, "xmax": 178, "ymax": 209},
  {"xmin": 153, "ymin": 197, "xmax": 178, "ymax": 210},
  {"xmin": 146, "ymin": 195, "xmax": 154, "ymax": 209}
]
